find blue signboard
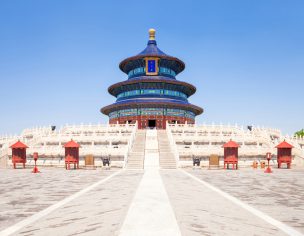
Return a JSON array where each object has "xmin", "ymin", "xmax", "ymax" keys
[
  {"xmin": 148, "ymin": 60, "xmax": 156, "ymax": 73},
  {"xmin": 145, "ymin": 57, "xmax": 158, "ymax": 75}
]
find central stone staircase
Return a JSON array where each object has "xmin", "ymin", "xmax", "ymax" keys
[
  {"xmin": 127, "ymin": 130, "xmax": 146, "ymax": 169},
  {"xmin": 157, "ymin": 130, "xmax": 177, "ymax": 169},
  {"xmin": 127, "ymin": 129, "xmax": 177, "ymax": 169}
]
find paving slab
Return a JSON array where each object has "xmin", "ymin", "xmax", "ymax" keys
[
  {"xmin": 187, "ymin": 168, "xmax": 304, "ymax": 234},
  {"xmin": 119, "ymin": 169, "xmax": 181, "ymax": 236},
  {"xmin": 161, "ymin": 170, "xmax": 290, "ymax": 236},
  {"xmin": 1, "ymin": 167, "xmax": 303, "ymax": 236},
  {"xmin": 10, "ymin": 170, "xmax": 143, "ymax": 236},
  {"xmin": 0, "ymin": 168, "xmax": 116, "ymax": 232}
]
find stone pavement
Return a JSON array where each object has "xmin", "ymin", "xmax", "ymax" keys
[
  {"xmin": 0, "ymin": 168, "xmax": 116, "ymax": 232},
  {"xmin": 162, "ymin": 169, "xmax": 303, "ymax": 236},
  {"xmin": 186, "ymin": 168, "xmax": 304, "ymax": 234},
  {"xmin": 0, "ymin": 167, "xmax": 304, "ymax": 235},
  {"xmin": 119, "ymin": 169, "xmax": 180, "ymax": 236},
  {"xmin": 120, "ymin": 129, "xmax": 179, "ymax": 235}
]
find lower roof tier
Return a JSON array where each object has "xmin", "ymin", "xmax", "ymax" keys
[
  {"xmin": 116, "ymin": 88, "xmax": 189, "ymax": 102},
  {"xmin": 101, "ymin": 99, "xmax": 203, "ymax": 116},
  {"xmin": 108, "ymin": 78, "xmax": 197, "ymax": 97},
  {"xmin": 107, "ymin": 107, "xmax": 197, "ymax": 120}
]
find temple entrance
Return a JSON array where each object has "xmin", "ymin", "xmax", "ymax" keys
[{"xmin": 148, "ymin": 120, "xmax": 156, "ymax": 129}]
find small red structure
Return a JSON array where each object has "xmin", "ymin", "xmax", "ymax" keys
[
  {"xmin": 32, "ymin": 152, "xmax": 40, "ymax": 173},
  {"xmin": 264, "ymin": 152, "xmax": 273, "ymax": 173},
  {"xmin": 10, "ymin": 140, "xmax": 28, "ymax": 169},
  {"xmin": 275, "ymin": 141, "xmax": 293, "ymax": 169},
  {"xmin": 64, "ymin": 140, "xmax": 80, "ymax": 170},
  {"xmin": 222, "ymin": 140, "xmax": 239, "ymax": 169}
]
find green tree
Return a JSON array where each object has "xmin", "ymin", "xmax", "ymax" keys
[{"xmin": 294, "ymin": 129, "xmax": 304, "ymax": 137}]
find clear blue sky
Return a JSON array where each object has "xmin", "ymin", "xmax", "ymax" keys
[{"xmin": 0, "ymin": 0, "xmax": 303, "ymax": 135}]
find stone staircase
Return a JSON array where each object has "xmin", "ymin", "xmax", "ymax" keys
[
  {"xmin": 127, "ymin": 130, "xmax": 146, "ymax": 169},
  {"xmin": 157, "ymin": 130, "xmax": 177, "ymax": 169}
]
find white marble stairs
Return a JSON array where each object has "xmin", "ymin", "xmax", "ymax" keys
[
  {"xmin": 127, "ymin": 130, "xmax": 146, "ymax": 169},
  {"xmin": 157, "ymin": 130, "xmax": 177, "ymax": 169}
]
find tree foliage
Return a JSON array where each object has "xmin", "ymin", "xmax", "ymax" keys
[{"xmin": 294, "ymin": 129, "xmax": 304, "ymax": 137}]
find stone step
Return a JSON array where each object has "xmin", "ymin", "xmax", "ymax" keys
[
  {"xmin": 128, "ymin": 158, "xmax": 144, "ymax": 161},
  {"xmin": 128, "ymin": 161, "xmax": 144, "ymax": 165},
  {"xmin": 129, "ymin": 152, "xmax": 144, "ymax": 155},
  {"xmin": 159, "ymin": 157, "xmax": 175, "ymax": 160},
  {"xmin": 127, "ymin": 166, "xmax": 143, "ymax": 169},
  {"xmin": 157, "ymin": 130, "xmax": 176, "ymax": 169},
  {"xmin": 159, "ymin": 159, "xmax": 175, "ymax": 162},
  {"xmin": 127, "ymin": 130, "xmax": 146, "ymax": 169},
  {"xmin": 160, "ymin": 166, "xmax": 176, "ymax": 169},
  {"xmin": 128, "ymin": 157, "xmax": 143, "ymax": 160}
]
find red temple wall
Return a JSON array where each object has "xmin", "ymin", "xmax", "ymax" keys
[{"xmin": 109, "ymin": 115, "xmax": 195, "ymax": 129}]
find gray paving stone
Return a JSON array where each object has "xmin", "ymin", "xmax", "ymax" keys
[
  {"xmin": 0, "ymin": 168, "xmax": 117, "ymax": 232},
  {"xmin": 161, "ymin": 170, "xmax": 293, "ymax": 236},
  {"xmin": 187, "ymin": 168, "xmax": 304, "ymax": 234},
  {"xmin": 1, "ymin": 167, "xmax": 303, "ymax": 236},
  {"xmin": 13, "ymin": 170, "xmax": 143, "ymax": 236}
]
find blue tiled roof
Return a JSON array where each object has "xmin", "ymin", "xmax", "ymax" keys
[
  {"xmin": 108, "ymin": 78, "xmax": 197, "ymax": 97},
  {"xmin": 128, "ymin": 75, "xmax": 176, "ymax": 81},
  {"xmin": 100, "ymin": 97, "xmax": 204, "ymax": 115},
  {"xmin": 113, "ymin": 98, "xmax": 190, "ymax": 106},
  {"xmin": 119, "ymin": 38, "xmax": 185, "ymax": 75},
  {"xmin": 138, "ymin": 40, "xmax": 167, "ymax": 56}
]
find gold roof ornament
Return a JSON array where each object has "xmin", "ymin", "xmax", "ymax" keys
[{"xmin": 149, "ymin": 28, "xmax": 156, "ymax": 40}]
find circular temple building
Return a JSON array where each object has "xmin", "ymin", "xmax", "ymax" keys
[{"xmin": 101, "ymin": 29, "xmax": 203, "ymax": 129}]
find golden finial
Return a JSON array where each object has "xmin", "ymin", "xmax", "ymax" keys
[{"xmin": 149, "ymin": 28, "xmax": 156, "ymax": 40}]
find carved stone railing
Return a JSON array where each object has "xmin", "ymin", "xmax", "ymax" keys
[{"xmin": 166, "ymin": 122, "xmax": 180, "ymax": 164}]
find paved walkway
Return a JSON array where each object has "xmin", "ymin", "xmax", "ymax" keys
[
  {"xmin": 0, "ymin": 168, "xmax": 115, "ymax": 232},
  {"xmin": 187, "ymin": 169, "xmax": 304, "ymax": 235},
  {"xmin": 0, "ymin": 169, "xmax": 143, "ymax": 236},
  {"xmin": 0, "ymin": 167, "xmax": 304, "ymax": 235},
  {"xmin": 120, "ymin": 129, "xmax": 180, "ymax": 235},
  {"xmin": 119, "ymin": 169, "xmax": 181, "ymax": 236},
  {"xmin": 144, "ymin": 129, "xmax": 159, "ymax": 169},
  {"xmin": 161, "ymin": 170, "xmax": 289, "ymax": 236}
]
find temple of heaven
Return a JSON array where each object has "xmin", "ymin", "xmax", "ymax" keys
[{"xmin": 101, "ymin": 29, "xmax": 203, "ymax": 129}]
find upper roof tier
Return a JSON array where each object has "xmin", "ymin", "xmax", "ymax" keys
[{"xmin": 119, "ymin": 29, "xmax": 185, "ymax": 76}]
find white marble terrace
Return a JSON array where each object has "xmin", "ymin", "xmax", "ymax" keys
[
  {"xmin": 166, "ymin": 122, "xmax": 304, "ymax": 167},
  {"xmin": 0, "ymin": 121, "xmax": 304, "ymax": 168},
  {"xmin": 0, "ymin": 123, "xmax": 137, "ymax": 168}
]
